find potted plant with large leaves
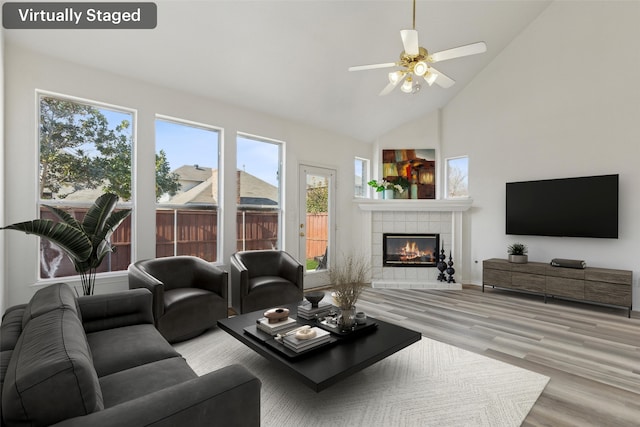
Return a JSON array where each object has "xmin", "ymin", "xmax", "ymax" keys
[{"xmin": 1, "ymin": 193, "xmax": 131, "ymax": 295}]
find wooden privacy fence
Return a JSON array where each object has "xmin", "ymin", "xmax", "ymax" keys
[
  {"xmin": 306, "ymin": 213, "xmax": 328, "ymax": 260},
  {"xmin": 40, "ymin": 207, "xmax": 328, "ymax": 279}
]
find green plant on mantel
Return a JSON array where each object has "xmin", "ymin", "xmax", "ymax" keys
[
  {"xmin": 1, "ymin": 193, "xmax": 131, "ymax": 296},
  {"xmin": 393, "ymin": 176, "xmax": 410, "ymax": 193},
  {"xmin": 507, "ymin": 243, "xmax": 528, "ymax": 256}
]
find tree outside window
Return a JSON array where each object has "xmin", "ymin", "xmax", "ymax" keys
[
  {"xmin": 38, "ymin": 95, "xmax": 134, "ymax": 279},
  {"xmin": 38, "ymin": 94, "xmax": 181, "ymax": 279}
]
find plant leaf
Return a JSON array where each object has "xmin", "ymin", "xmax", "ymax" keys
[
  {"xmin": 43, "ymin": 204, "xmax": 82, "ymax": 230},
  {"xmin": 82, "ymin": 193, "xmax": 118, "ymax": 240},
  {"xmin": 93, "ymin": 208, "xmax": 132, "ymax": 264},
  {"xmin": 2, "ymin": 219, "xmax": 92, "ymax": 262}
]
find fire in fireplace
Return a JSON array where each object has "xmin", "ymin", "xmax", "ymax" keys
[{"xmin": 383, "ymin": 233, "xmax": 440, "ymax": 267}]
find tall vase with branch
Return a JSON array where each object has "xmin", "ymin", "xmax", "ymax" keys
[
  {"xmin": 329, "ymin": 253, "xmax": 370, "ymax": 331},
  {"xmin": 1, "ymin": 193, "xmax": 131, "ymax": 295}
]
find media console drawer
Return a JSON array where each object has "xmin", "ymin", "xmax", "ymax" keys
[
  {"xmin": 482, "ymin": 258, "xmax": 632, "ymax": 317},
  {"xmin": 584, "ymin": 281, "xmax": 631, "ymax": 306},
  {"xmin": 546, "ymin": 276, "xmax": 584, "ymax": 299}
]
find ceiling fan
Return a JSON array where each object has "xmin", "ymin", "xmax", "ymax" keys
[{"xmin": 348, "ymin": 0, "xmax": 487, "ymax": 95}]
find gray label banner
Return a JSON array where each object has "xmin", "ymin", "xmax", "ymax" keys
[{"xmin": 3, "ymin": 2, "xmax": 157, "ymax": 29}]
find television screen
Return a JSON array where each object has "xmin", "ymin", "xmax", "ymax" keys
[{"xmin": 505, "ymin": 174, "xmax": 618, "ymax": 239}]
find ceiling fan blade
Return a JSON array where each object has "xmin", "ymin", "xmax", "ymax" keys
[
  {"xmin": 348, "ymin": 62, "xmax": 397, "ymax": 72},
  {"xmin": 429, "ymin": 67, "xmax": 455, "ymax": 88},
  {"xmin": 379, "ymin": 74, "xmax": 406, "ymax": 96},
  {"xmin": 430, "ymin": 42, "xmax": 487, "ymax": 63},
  {"xmin": 400, "ymin": 29, "xmax": 419, "ymax": 56}
]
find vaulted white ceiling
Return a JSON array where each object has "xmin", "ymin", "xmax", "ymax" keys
[{"xmin": 5, "ymin": 0, "xmax": 551, "ymax": 142}]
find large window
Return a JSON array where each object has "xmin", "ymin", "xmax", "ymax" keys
[
  {"xmin": 38, "ymin": 93, "xmax": 133, "ymax": 279},
  {"xmin": 155, "ymin": 117, "xmax": 220, "ymax": 261},
  {"xmin": 236, "ymin": 134, "xmax": 282, "ymax": 251},
  {"xmin": 354, "ymin": 157, "xmax": 370, "ymax": 198},
  {"xmin": 445, "ymin": 156, "xmax": 469, "ymax": 198}
]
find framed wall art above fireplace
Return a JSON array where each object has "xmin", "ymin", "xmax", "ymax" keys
[{"xmin": 382, "ymin": 149, "xmax": 435, "ymax": 199}]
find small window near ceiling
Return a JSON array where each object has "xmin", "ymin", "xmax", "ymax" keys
[
  {"xmin": 354, "ymin": 157, "xmax": 370, "ymax": 198},
  {"xmin": 445, "ymin": 156, "xmax": 469, "ymax": 198}
]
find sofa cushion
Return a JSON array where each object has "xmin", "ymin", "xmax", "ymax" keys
[
  {"xmin": 99, "ymin": 357, "xmax": 197, "ymax": 407},
  {"xmin": 22, "ymin": 283, "xmax": 80, "ymax": 328},
  {"xmin": 2, "ymin": 308, "xmax": 103, "ymax": 427},
  {"xmin": 87, "ymin": 324, "xmax": 180, "ymax": 377},
  {"xmin": 1, "ymin": 305, "xmax": 25, "ymax": 352}
]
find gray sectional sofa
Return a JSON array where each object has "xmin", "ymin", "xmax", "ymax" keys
[{"xmin": 0, "ymin": 283, "xmax": 261, "ymax": 427}]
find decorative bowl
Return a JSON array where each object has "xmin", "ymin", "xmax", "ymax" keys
[{"xmin": 304, "ymin": 291, "xmax": 325, "ymax": 308}]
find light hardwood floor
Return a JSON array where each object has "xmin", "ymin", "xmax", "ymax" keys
[{"xmin": 352, "ymin": 285, "xmax": 640, "ymax": 427}]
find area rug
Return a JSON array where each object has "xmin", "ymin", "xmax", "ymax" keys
[{"xmin": 175, "ymin": 328, "xmax": 549, "ymax": 427}]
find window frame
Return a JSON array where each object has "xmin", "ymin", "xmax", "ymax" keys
[
  {"xmin": 36, "ymin": 90, "xmax": 136, "ymax": 283},
  {"xmin": 236, "ymin": 132, "xmax": 285, "ymax": 251},
  {"xmin": 154, "ymin": 114, "xmax": 222, "ymax": 262},
  {"xmin": 444, "ymin": 155, "xmax": 470, "ymax": 199},
  {"xmin": 354, "ymin": 156, "xmax": 370, "ymax": 199}
]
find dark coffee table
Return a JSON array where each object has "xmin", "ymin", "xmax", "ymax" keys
[{"xmin": 217, "ymin": 303, "xmax": 421, "ymax": 392}]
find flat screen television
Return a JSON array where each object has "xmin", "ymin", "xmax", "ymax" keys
[{"xmin": 505, "ymin": 174, "xmax": 618, "ymax": 239}]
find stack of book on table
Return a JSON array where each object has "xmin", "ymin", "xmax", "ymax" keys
[
  {"xmin": 282, "ymin": 327, "xmax": 331, "ymax": 353},
  {"xmin": 256, "ymin": 317, "xmax": 297, "ymax": 336},
  {"xmin": 297, "ymin": 301, "xmax": 334, "ymax": 320}
]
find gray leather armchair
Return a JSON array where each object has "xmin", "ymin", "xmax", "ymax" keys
[
  {"xmin": 128, "ymin": 256, "xmax": 228, "ymax": 343},
  {"xmin": 230, "ymin": 250, "xmax": 304, "ymax": 314}
]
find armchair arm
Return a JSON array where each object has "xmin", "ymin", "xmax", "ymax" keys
[
  {"xmin": 278, "ymin": 252, "xmax": 304, "ymax": 290},
  {"xmin": 193, "ymin": 261, "xmax": 228, "ymax": 300},
  {"xmin": 51, "ymin": 364, "xmax": 261, "ymax": 427},
  {"xmin": 78, "ymin": 289, "xmax": 154, "ymax": 333},
  {"xmin": 128, "ymin": 262, "xmax": 165, "ymax": 322},
  {"xmin": 230, "ymin": 255, "xmax": 249, "ymax": 312}
]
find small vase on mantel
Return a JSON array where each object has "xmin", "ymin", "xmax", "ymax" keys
[{"xmin": 384, "ymin": 189, "xmax": 394, "ymax": 200}]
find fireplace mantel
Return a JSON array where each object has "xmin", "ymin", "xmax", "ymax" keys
[
  {"xmin": 355, "ymin": 198, "xmax": 472, "ymax": 212},
  {"xmin": 356, "ymin": 198, "xmax": 470, "ymax": 289}
]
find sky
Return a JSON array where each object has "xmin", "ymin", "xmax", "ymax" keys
[
  {"xmin": 155, "ymin": 119, "xmax": 280, "ymax": 187},
  {"xmin": 90, "ymin": 109, "xmax": 281, "ymax": 187}
]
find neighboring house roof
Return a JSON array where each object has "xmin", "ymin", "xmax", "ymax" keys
[
  {"xmin": 172, "ymin": 164, "xmax": 212, "ymax": 183},
  {"xmin": 48, "ymin": 165, "xmax": 277, "ymax": 207},
  {"xmin": 237, "ymin": 170, "xmax": 278, "ymax": 206},
  {"xmin": 164, "ymin": 167, "xmax": 277, "ymax": 206},
  {"xmin": 166, "ymin": 176, "xmax": 217, "ymax": 205}
]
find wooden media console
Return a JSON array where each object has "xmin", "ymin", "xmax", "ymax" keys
[{"xmin": 482, "ymin": 258, "xmax": 633, "ymax": 317}]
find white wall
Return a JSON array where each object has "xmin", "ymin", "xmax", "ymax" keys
[
  {"xmin": 440, "ymin": 1, "xmax": 640, "ymax": 312},
  {"xmin": 3, "ymin": 45, "xmax": 370, "ymax": 308},
  {"xmin": 0, "ymin": 30, "xmax": 6, "ymax": 312}
]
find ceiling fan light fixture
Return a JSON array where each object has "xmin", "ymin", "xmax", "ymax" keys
[
  {"xmin": 388, "ymin": 71, "xmax": 403, "ymax": 85},
  {"xmin": 425, "ymin": 70, "xmax": 438, "ymax": 86},
  {"xmin": 400, "ymin": 76, "xmax": 414, "ymax": 93},
  {"xmin": 414, "ymin": 61, "xmax": 428, "ymax": 76}
]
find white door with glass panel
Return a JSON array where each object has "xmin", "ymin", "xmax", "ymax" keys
[{"xmin": 298, "ymin": 165, "xmax": 335, "ymax": 280}]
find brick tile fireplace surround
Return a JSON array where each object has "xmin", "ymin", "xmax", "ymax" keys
[{"xmin": 357, "ymin": 199, "xmax": 472, "ymax": 289}]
